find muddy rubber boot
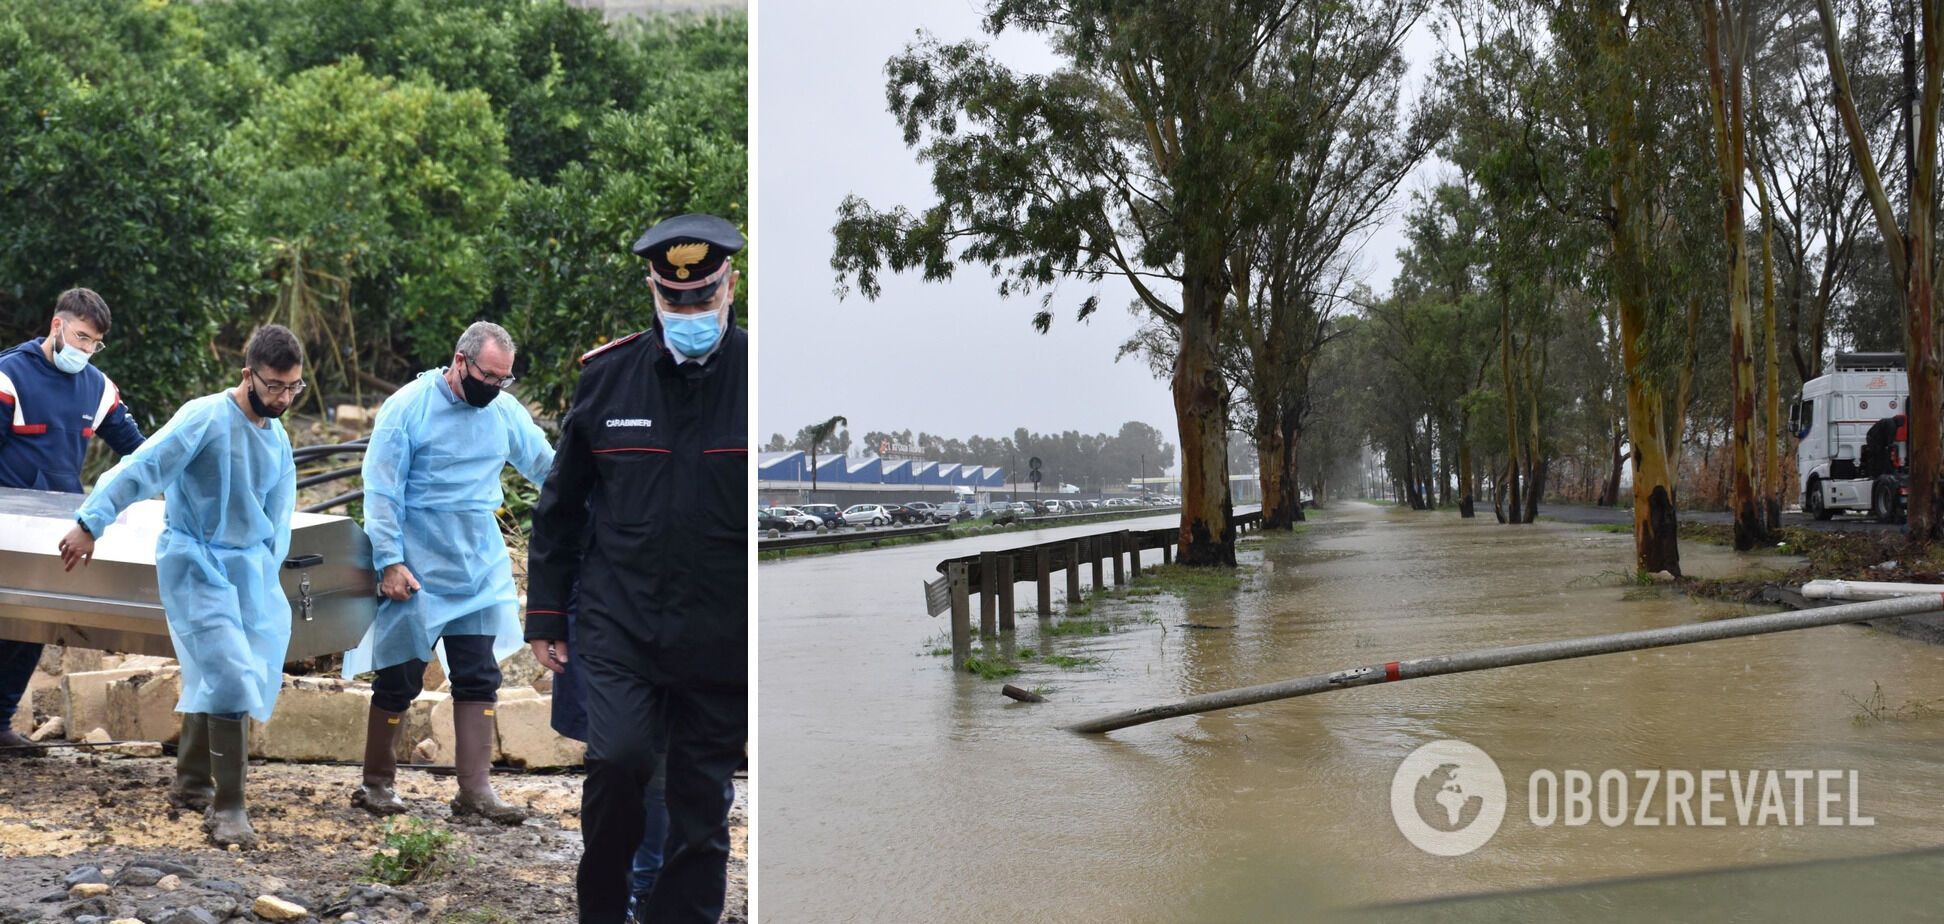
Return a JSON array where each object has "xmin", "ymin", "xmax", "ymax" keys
[
  {"xmin": 352, "ymin": 706, "xmax": 410, "ymax": 816},
  {"xmin": 0, "ymin": 725, "xmax": 42, "ymax": 758},
  {"xmin": 168, "ymin": 713, "xmax": 214, "ymax": 811},
  {"xmin": 204, "ymin": 715, "xmax": 259, "ymax": 849},
  {"xmin": 449, "ymin": 702, "xmax": 525, "ymax": 825}
]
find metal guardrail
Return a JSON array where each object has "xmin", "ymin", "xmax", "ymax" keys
[
  {"xmin": 924, "ymin": 509, "xmax": 1265, "ymax": 670},
  {"xmin": 759, "ymin": 522, "xmax": 950, "ymax": 553}
]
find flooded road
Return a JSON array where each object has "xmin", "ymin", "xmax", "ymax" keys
[{"xmin": 757, "ymin": 502, "xmax": 1944, "ymax": 920}]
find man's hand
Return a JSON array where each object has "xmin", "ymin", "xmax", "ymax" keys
[
  {"xmin": 531, "ymin": 639, "xmax": 570, "ymax": 673},
  {"xmin": 58, "ymin": 525, "xmax": 95, "ymax": 572},
  {"xmin": 379, "ymin": 563, "xmax": 421, "ymax": 602}
]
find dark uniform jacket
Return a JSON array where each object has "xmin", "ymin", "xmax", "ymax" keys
[{"xmin": 525, "ymin": 320, "xmax": 747, "ymax": 691}]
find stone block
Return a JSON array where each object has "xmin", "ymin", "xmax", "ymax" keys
[
  {"xmin": 250, "ymin": 677, "xmax": 370, "ymax": 762},
  {"xmin": 11, "ymin": 667, "xmax": 61, "ymax": 736},
  {"xmin": 104, "ymin": 669, "xmax": 182, "ymax": 744},
  {"xmin": 497, "ymin": 644, "xmax": 545, "ymax": 690},
  {"xmin": 493, "ymin": 694, "xmax": 582, "ymax": 769},
  {"xmin": 397, "ymin": 691, "xmax": 445, "ymax": 762},
  {"xmin": 62, "ymin": 669, "xmax": 147, "ymax": 741},
  {"xmin": 334, "ymin": 404, "xmax": 372, "ymax": 428},
  {"xmin": 63, "ymin": 647, "xmax": 107, "ymax": 675}
]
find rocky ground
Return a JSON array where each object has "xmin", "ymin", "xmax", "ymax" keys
[{"xmin": 0, "ymin": 750, "xmax": 748, "ymax": 924}]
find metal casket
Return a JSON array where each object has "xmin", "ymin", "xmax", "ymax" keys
[{"xmin": 0, "ymin": 486, "xmax": 374, "ymax": 660}]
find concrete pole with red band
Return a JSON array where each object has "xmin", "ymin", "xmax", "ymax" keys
[{"xmin": 1069, "ymin": 591, "xmax": 1944, "ymax": 735}]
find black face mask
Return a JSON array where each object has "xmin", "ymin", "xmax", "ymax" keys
[
  {"xmin": 247, "ymin": 379, "xmax": 286, "ymax": 419},
  {"xmin": 458, "ymin": 360, "xmax": 501, "ymax": 408}
]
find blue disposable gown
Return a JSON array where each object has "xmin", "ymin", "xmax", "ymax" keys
[
  {"xmin": 76, "ymin": 393, "xmax": 296, "ymax": 721},
  {"xmin": 342, "ymin": 370, "xmax": 555, "ymax": 677}
]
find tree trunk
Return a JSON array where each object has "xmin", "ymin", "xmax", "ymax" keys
[
  {"xmin": 1599, "ymin": 424, "xmax": 1626, "ymax": 506},
  {"xmin": 1174, "ymin": 276, "xmax": 1236, "ymax": 565},
  {"xmin": 1500, "ymin": 283, "xmax": 1524, "ymax": 524},
  {"xmin": 1522, "ymin": 344, "xmax": 1545, "ymax": 523},
  {"xmin": 1816, "ymin": 0, "xmax": 1943, "ymax": 541},
  {"xmin": 1703, "ymin": 0, "xmax": 1765, "ymax": 551},
  {"xmin": 1255, "ymin": 408, "xmax": 1296, "ymax": 530},
  {"xmin": 1748, "ymin": 60, "xmax": 1785, "ymax": 532},
  {"xmin": 1284, "ymin": 415, "xmax": 1307, "ymax": 523},
  {"xmin": 1602, "ymin": 0, "xmax": 1680, "ymax": 575},
  {"xmin": 1457, "ymin": 414, "xmax": 1477, "ymax": 518}
]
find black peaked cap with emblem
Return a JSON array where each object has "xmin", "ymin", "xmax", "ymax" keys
[{"xmin": 633, "ymin": 213, "xmax": 745, "ymax": 306}]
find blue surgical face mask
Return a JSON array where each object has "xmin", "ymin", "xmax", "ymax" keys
[
  {"xmin": 51, "ymin": 323, "xmax": 92, "ymax": 374},
  {"xmin": 660, "ymin": 307, "xmax": 724, "ymax": 358}
]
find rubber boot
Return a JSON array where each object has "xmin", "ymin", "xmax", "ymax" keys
[
  {"xmin": 168, "ymin": 713, "xmax": 214, "ymax": 811},
  {"xmin": 0, "ymin": 725, "xmax": 43, "ymax": 758},
  {"xmin": 204, "ymin": 715, "xmax": 258, "ymax": 849},
  {"xmin": 352, "ymin": 706, "xmax": 410, "ymax": 816},
  {"xmin": 449, "ymin": 701, "xmax": 525, "ymax": 825}
]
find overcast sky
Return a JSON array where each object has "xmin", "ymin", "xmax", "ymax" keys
[{"xmin": 754, "ymin": 2, "xmax": 1444, "ymax": 467}]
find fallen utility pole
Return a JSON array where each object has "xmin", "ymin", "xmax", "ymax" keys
[{"xmin": 1070, "ymin": 591, "xmax": 1944, "ymax": 735}]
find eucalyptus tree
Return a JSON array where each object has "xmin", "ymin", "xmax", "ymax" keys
[
  {"xmin": 1816, "ymin": 0, "xmax": 1944, "ymax": 539},
  {"xmin": 831, "ymin": 0, "xmax": 1318, "ymax": 566}
]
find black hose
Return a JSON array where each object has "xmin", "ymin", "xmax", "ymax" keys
[
  {"xmin": 295, "ymin": 465, "xmax": 364, "ymax": 491},
  {"xmin": 301, "ymin": 489, "xmax": 364, "ymax": 514}
]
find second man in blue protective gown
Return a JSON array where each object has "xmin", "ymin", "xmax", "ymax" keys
[
  {"xmin": 344, "ymin": 321, "xmax": 555, "ymax": 824},
  {"xmin": 57, "ymin": 325, "xmax": 304, "ymax": 849}
]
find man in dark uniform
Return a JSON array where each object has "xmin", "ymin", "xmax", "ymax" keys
[
  {"xmin": 525, "ymin": 213, "xmax": 746, "ymax": 924},
  {"xmin": 0, "ymin": 288, "xmax": 146, "ymax": 752}
]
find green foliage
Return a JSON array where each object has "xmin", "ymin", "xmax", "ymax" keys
[
  {"xmin": 0, "ymin": 0, "xmax": 246, "ymax": 430},
  {"xmin": 0, "ymin": 0, "xmax": 744, "ymax": 425},
  {"xmin": 365, "ymin": 817, "xmax": 457, "ymax": 886},
  {"xmin": 224, "ymin": 58, "xmax": 514, "ymax": 382},
  {"xmin": 494, "ymin": 18, "xmax": 748, "ymax": 415}
]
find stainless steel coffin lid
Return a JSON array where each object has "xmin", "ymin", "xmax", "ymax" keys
[{"xmin": 0, "ymin": 485, "xmax": 375, "ymax": 660}]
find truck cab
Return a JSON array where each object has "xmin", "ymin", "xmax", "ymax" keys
[{"xmin": 1792, "ymin": 352, "xmax": 1908, "ymax": 522}]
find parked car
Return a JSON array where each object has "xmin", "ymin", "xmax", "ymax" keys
[
  {"xmin": 770, "ymin": 506, "xmax": 822, "ymax": 531},
  {"xmin": 842, "ymin": 504, "xmax": 893, "ymax": 527},
  {"xmin": 935, "ymin": 501, "xmax": 969, "ymax": 521},
  {"xmin": 883, "ymin": 503, "xmax": 928, "ymax": 525},
  {"xmin": 989, "ymin": 503, "xmax": 1020, "ymax": 525},
  {"xmin": 904, "ymin": 501, "xmax": 940, "ymax": 522},
  {"xmin": 1013, "ymin": 502, "xmax": 1037, "ymax": 517},
  {"xmin": 798, "ymin": 503, "xmax": 843, "ymax": 529},
  {"xmin": 757, "ymin": 508, "xmax": 791, "ymax": 533}
]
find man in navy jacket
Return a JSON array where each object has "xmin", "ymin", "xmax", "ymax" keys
[{"xmin": 0, "ymin": 288, "xmax": 145, "ymax": 750}]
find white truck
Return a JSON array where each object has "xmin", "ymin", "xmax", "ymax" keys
[{"xmin": 1791, "ymin": 352, "xmax": 1910, "ymax": 522}]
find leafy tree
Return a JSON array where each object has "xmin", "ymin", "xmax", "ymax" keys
[
  {"xmin": 223, "ymin": 58, "xmax": 513, "ymax": 398},
  {"xmin": 833, "ymin": 0, "xmax": 1324, "ymax": 567},
  {"xmin": 0, "ymin": 1, "xmax": 249, "ymax": 430}
]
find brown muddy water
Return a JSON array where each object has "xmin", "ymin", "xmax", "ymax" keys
[{"xmin": 757, "ymin": 502, "xmax": 1944, "ymax": 921}]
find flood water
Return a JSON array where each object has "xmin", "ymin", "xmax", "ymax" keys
[{"xmin": 757, "ymin": 502, "xmax": 1944, "ymax": 920}]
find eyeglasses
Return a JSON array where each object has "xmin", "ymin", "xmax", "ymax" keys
[
  {"xmin": 462, "ymin": 354, "xmax": 517, "ymax": 389},
  {"xmin": 61, "ymin": 325, "xmax": 106, "ymax": 354},
  {"xmin": 251, "ymin": 369, "xmax": 307, "ymax": 397}
]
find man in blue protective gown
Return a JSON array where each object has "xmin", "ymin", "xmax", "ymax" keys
[
  {"xmin": 0, "ymin": 288, "xmax": 146, "ymax": 754},
  {"xmin": 57, "ymin": 325, "xmax": 303, "ymax": 849},
  {"xmin": 344, "ymin": 321, "xmax": 554, "ymax": 823}
]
